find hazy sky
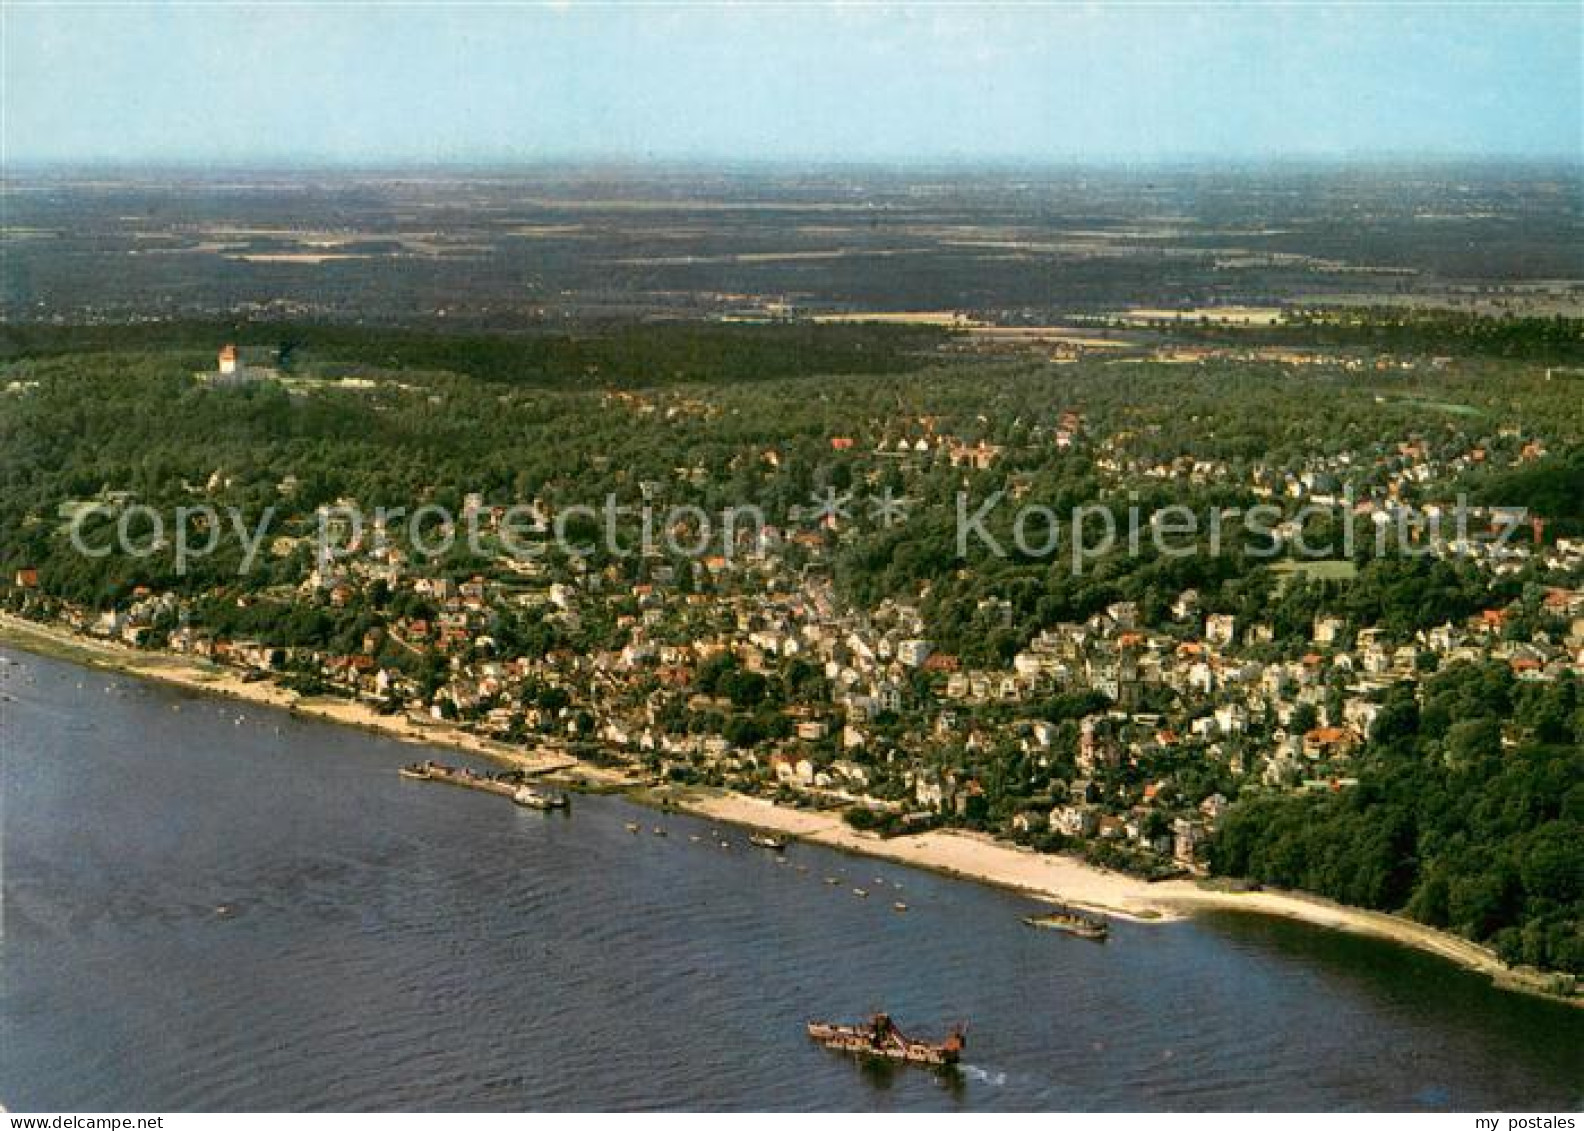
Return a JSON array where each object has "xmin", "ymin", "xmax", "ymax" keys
[{"xmin": 5, "ymin": 2, "xmax": 1581, "ymax": 166}]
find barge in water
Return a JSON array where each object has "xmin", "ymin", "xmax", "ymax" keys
[
  {"xmin": 807, "ymin": 1013, "xmax": 965, "ymax": 1067},
  {"xmin": 1021, "ymin": 906, "xmax": 1109, "ymax": 940}
]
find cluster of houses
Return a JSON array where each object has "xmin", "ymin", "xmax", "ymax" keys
[
  {"xmin": 19, "ymin": 551, "xmax": 1582, "ymax": 878},
  {"xmin": 10, "ymin": 401, "xmax": 1583, "ymax": 875}
]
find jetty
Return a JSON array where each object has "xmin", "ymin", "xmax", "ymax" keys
[{"xmin": 399, "ymin": 760, "xmax": 570, "ymax": 810}]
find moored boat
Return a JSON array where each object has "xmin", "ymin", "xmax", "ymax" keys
[
  {"xmin": 807, "ymin": 1013, "xmax": 965, "ymax": 1067},
  {"xmin": 405, "ymin": 760, "xmax": 568, "ymax": 808},
  {"xmin": 747, "ymin": 831, "xmax": 786, "ymax": 851},
  {"xmin": 512, "ymin": 785, "xmax": 570, "ymax": 810}
]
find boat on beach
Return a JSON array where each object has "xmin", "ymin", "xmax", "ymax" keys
[
  {"xmin": 398, "ymin": 762, "xmax": 433, "ymax": 780},
  {"xmin": 807, "ymin": 1013, "xmax": 965, "ymax": 1067}
]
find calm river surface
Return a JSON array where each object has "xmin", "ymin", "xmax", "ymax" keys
[{"xmin": 1, "ymin": 647, "xmax": 1579, "ymax": 1111}]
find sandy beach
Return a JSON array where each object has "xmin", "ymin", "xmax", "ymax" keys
[
  {"xmin": 3, "ymin": 612, "xmax": 1575, "ymax": 1004},
  {"xmin": 672, "ymin": 790, "xmax": 1545, "ymax": 990}
]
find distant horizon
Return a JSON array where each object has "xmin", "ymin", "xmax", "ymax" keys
[
  {"xmin": 4, "ymin": 3, "xmax": 1579, "ymax": 168},
  {"xmin": 6, "ymin": 153, "xmax": 1582, "ymax": 178}
]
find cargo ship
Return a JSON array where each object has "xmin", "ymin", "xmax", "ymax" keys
[
  {"xmin": 806, "ymin": 1013, "xmax": 965, "ymax": 1067},
  {"xmin": 1021, "ymin": 907, "xmax": 1109, "ymax": 940}
]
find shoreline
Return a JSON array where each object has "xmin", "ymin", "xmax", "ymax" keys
[
  {"xmin": 657, "ymin": 789, "xmax": 1568, "ymax": 997},
  {"xmin": 0, "ymin": 613, "xmax": 582, "ymax": 779},
  {"xmin": 3, "ymin": 612, "xmax": 1577, "ymax": 1006}
]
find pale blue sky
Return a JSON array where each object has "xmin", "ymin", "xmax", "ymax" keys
[{"xmin": 4, "ymin": 2, "xmax": 1581, "ymax": 165}]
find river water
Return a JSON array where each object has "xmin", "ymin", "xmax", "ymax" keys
[{"xmin": 1, "ymin": 648, "xmax": 1579, "ymax": 1111}]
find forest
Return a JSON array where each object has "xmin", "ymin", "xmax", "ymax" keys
[
  {"xmin": 1155, "ymin": 309, "xmax": 1584, "ymax": 364},
  {"xmin": 0, "ymin": 320, "xmax": 952, "ymax": 387},
  {"xmin": 1212, "ymin": 663, "xmax": 1583, "ymax": 973}
]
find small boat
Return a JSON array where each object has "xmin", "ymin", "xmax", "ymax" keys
[
  {"xmin": 652, "ymin": 827, "xmax": 667, "ymax": 837},
  {"xmin": 893, "ymin": 901, "xmax": 909, "ymax": 912},
  {"xmin": 625, "ymin": 822, "xmax": 641, "ymax": 834},
  {"xmin": 748, "ymin": 832, "xmax": 786, "ymax": 851},
  {"xmin": 852, "ymin": 888, "xmax": 868, "ymax": 898},
  {"xmin": 1022, "ymin": 909, "xmax": 1109, "ymax": 941},
  {"xmin": 807, "ymin": 1014, "xmax": 965, "ymax": 1067},
  {"xmin": 824, "ymin": 876, "xmax": 842, "ymax": 886},
  {"xmin": 688, "ymin": 834, "xmax": 702, "ymax": 843},
  {"xmin": 398, "ymin": 762, "xmax": 432, "ymax": 781}
]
